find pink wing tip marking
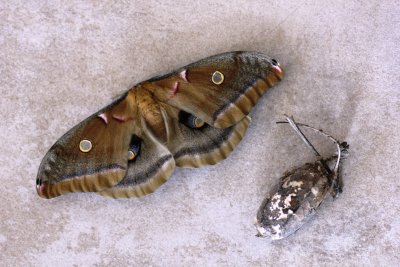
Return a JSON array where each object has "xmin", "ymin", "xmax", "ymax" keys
[
  {"xmin": 36, "ymin": 181, "xmax": 49, "ymax": 198},
  {"xmin": 169, "ymin": 81, "xmax": 180, "ymax": 97},
  {"xmin": 168, "ymin": 70, "xmax": 186, "ymax": 98},
  {"xmin": 179, "ymin": 70, "xmax": 188, "ymax": 82},
  {"xmin": 98, "ymin": 113, "xmax": 109, "ymax": 124}
]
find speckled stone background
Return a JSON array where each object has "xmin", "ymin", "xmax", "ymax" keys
[{"xmin": 1, "ymin": 1, "xmax": 399, "ymax": 266}]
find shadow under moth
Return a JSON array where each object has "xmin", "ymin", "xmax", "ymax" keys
[
  {"xmin": 255, "ymin": 116, "xmax": 349, "ymax": 240},
  {"xmin": 36, "ymin": 51, "xmax": 284, "ymax": 199}
]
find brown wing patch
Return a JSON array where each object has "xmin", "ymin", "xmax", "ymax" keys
[
  {"xmin": 142, "ymin": 51, "xmax": 283, "ymax": 129},
  {"xmin": 36, "ymin": 91, "xmax": 138, "ymax": 198}
]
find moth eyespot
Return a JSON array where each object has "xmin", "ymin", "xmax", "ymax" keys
[
  {"xmin": 79, "ymin": 139, "xmax": 93, "ymax": 153},
  {"xmin": 128, "ymin": 135, "xmax": 141, "ymax": 161},
  {"xmin": 194, "ymin": 117, "xmax": 205, "ymax": 128},
  {"xmin": 127, "ymin": 150, "xmax": 136, "ymax": 160},
  {"xmin": 179, "ymin": 110, "xmax": 205, "ymax": 129},
  {"xmin": 211, "ymin": 71, "xmax": 224, "ymax": 85}
]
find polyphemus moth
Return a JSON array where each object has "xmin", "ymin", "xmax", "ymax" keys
[
  {"xmin": 255, "ymin": 116, "xmax": 349, "ymax": 240},
  {"xmin": 36, "ymin": 51, "xmax": 284, "ymax": 199}
]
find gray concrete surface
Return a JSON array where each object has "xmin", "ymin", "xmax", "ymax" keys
[{"xmin": 1, "ymin": 1, "xmax": 399, "ymax": 266}]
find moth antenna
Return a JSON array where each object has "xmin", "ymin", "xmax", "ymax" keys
[
  {"xmin": 284, "ymin": 115, "xmax": 322, "ymax": 158},
  {"xmin": 277, "ymin": 115, "xmax": 342, "ymax": 175}
]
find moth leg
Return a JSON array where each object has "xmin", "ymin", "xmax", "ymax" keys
[
  {"xmin": 330, "ymin": 142, "xmax": 349, "ymax": 198},
  {"xmin": 330, "ymin": 172, "xmax": 342, "ymax": 199}
]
